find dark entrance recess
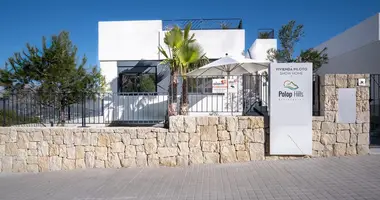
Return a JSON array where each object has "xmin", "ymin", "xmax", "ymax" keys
[{"xmin": 370, "ymin": 74, "xmax": 380, "ymax": 146}]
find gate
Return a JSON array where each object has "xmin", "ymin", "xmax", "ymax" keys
[
  {"xmin": 242, "ymin": 74, "xmax": 268, "ymax": 116},
  {"xmin": 370, "ymin": 74, "xmax": 380, "ymax": 145}
]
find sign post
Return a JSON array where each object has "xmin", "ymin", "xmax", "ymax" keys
[{"xmin": 269, "ymin": 63, "xmax": 313, "ymax": 155}]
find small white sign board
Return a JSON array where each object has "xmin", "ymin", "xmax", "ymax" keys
[
  {"xmin": 358, "ymin": 78, "xmax": 366, "ymax": 86},
  {"xmin": 269, "ymin": 63, "xmax": 313, "ymax": 155},
  {"xmin": 212, "ymin": 78, "xmax": 239, "ymax": 93}
]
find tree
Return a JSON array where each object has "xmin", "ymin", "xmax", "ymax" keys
[
  {"xmin": 267, "ymin": 20, "xmax": 328, "ymax": 71},
  {"xmin": 159, "ymin": 23, "xmax": 207, "ymax": 117},
  {"xmin": 297, "ymin": 48, "xmax": 328, "ymax": 70},
  {"xmin": 177, "ymin": 42, "xmax": 207, "ymax": 115},
  {"xmin": 220, "ymin": 23, "xmax": 230, "ymax": 29},
  {"xmin": 0, "ymin": 31, "xmax": 105, "ymax": 125},
  {"xmin": 159, "ymin": 23, "xmax": 208, "ymax": 116},
  {"xmin": 158, "ymin": 26, "xmax": 184, "ymax": 117},
  {"xmin": 159, "ymin": 23, "xmax": 203, "ymax": 117},
  {"xmin": 139, "ymin": 75, "xmax": 156, "ymax": 92},
  {"xmin": 258, "ymin": 32, "xmax": 272, "ymax": 39}
]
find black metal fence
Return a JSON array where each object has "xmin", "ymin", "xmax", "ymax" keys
[
  {"xmin": 313, "ymin": 74, "xmax": 321, "ymax": 116},
  {"xmin": 0, "ymin": 74, "xmax": 321, "ymax": 127},
  {"xmin": 257, "ymin": 29, "xmax": 275, "ymax": 39},
  {"xmin": 241, "ymin": 74, "xmax": 269, "ymax": 115},
  {"xmin": 370, "ymin": 74, "xmax": 380, "ymax": 145},
  {"xmin": 178, "ymin": 75, "xmax": 269, "ymax": 116},
  {"xmin": 162, "ymin": 18, "xmax": 243, "ymax": 30},
  {"xmin": 0, "ymin": 92, "xmax": 168, "ymax": 127},
  {"xmin": 169, "ymin": 74, "xmax": 321, "ymax": 116}
]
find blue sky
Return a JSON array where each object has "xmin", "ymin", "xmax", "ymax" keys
[{"xmin": 0, "ymin": 0, "xmax": 379, "ymax": 67}]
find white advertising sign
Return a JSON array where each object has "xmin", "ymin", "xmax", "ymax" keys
[
  {"xmin": 212, "ymin": 78, "xmax": 239, "ymax": 93},
  {"xmin": 269, "ymin": 63, "xmax": 313, "ymax": 155}
]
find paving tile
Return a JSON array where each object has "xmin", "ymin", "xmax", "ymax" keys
[{"xmin": 0, "ymin": 155, "xmax": 380, "ymax": 200}]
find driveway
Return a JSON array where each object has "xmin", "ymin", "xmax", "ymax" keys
[{"xmin": 0, "ymin": 155, "xmax": 380, "ymax": 200}]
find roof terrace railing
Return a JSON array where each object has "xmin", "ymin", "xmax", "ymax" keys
[
  {"xmin": 162, "ymin": 18, "xmax": 243, "ymax": 30},
  {"xmin": 257, "ymin": 29, "xmax": 275, "ymax": 39}
]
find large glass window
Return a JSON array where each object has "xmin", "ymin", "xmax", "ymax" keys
[
  {"xmin": 188, "ymin": 78, "xmax": 212, "ymax": 93},
  {"xmin": 187, "ymin": 59, "xmax": 222, "ymax": 94},
  {"xmin": 188, "ymin": 76, "xmax": 224, "ymax": 94},
  {"xmin": 118, "ymin": 67, "xmax": 157, "ymax": 93}
]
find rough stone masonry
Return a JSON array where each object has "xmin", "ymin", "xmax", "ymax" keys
[
  {"xmin": 311, "ymin": 74, "xmax": 370, "ymax": 157},
  {"xmin": 0, "ymin": 74, "xmax": 370, "ymax": 173},
  {"xmin": 0, "ymin": 116, "xmax": 266, "ymax": 173}
]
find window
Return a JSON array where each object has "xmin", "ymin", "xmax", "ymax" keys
[
  {"xmin": 118, "ymin": 66, "xmax": 157, "ymax": 93},
  {"xmin": 188, "ymin": 77, "xmax": 224, "ymax": 94},
  {"xmin": 187, "ymin": 59, "xmax": 223, "ymax": 94},
  {"xmin": 188, "ymin": 78, "xmax": 211, "ymax": 93}
]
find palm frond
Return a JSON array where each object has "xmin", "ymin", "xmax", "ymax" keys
[
  {"xmin": 188, "ymin": 34, "xmax": 196, "ymax": 43},
  {"xmin": 177, "ymin": 43, "xmax": 204, "ymax": 75},
  {"xmin": 163, "ymin": 26, "xmax": 183, "ymax": 50},
  {"xmin": 188, "ymin": 54, "xmax": 209, "ymax": 71},
  {"xmin": 158, "ymin": 46, "xmax": 169, "ymax": 59},
  {"xmin": 184, "ymin": 23, "xmax": 192, "ymax": 41}
]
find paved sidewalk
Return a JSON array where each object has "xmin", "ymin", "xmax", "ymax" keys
[{"xmin": 0, "ymin": 155, "xmax": 380, "ymax": 200}]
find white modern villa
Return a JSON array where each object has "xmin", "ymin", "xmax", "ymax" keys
[
  {"xmin": 315, "ymin": 13, "xmax": 380, "ymax": 75},
  {"xmin": 314, "ymin": 13, "xmax": 380, "ymax": 145},
  {"xmin": 98, "ymin": 19, "xmax": 276, "ymax": 123}
]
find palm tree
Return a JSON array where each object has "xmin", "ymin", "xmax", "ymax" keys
[
  {"xmin": 177, "ymin": 43, "xmax": 207, "ymax": 115},
  {"xmin": 159, "ymin": 23, "xmax": 207, "ymax": 117},
  {"xmin": 158, "ymin": 23, "xmax": 195, "ymax": 117}
]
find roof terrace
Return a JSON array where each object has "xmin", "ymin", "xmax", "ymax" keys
[{"xmin": 162, "ymin": 18, "xmax": 243, "ymax": 30}]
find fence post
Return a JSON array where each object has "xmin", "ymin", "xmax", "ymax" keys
[
  {"xmin": 82, "ymin": 93, "xmax": 86, "ymax": 127},
  {"xmin": 2, "ymin": 97, "xmax": 6, "ymax": 126},
  {"xmin": 101, "ymin": 97, "xmax": 104, "ymax": 116}
]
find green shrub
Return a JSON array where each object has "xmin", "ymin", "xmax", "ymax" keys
[{"xmin": 0, "ymin": 109, "xmax": 40, "ymax": 126}]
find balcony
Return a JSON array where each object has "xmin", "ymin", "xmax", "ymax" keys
[{"xmin": 162, "ymin": 18, "xmax": 243, "ymax": 30}]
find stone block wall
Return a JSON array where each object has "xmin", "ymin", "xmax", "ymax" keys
[
  {"xmin": 312, "ymin": 74, "xmax": 370, "ymax": 157},
  {"xmin": 170, "ymin": 116, "xmax": 266, "ymax": 164},
  {"xmin": 0, "ymin": 74, "xmax": 371, "ymax": 173},
  {"xmin": 0, "ymin": 116, "xmax": 265, "ymax": 173}
]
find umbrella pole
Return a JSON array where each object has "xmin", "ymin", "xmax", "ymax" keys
[{"xmin": 226, "ymin": 72, "xmax": 233, "ymax": 116}]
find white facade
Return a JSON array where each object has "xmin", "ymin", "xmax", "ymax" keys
[
  {"xmin": 315, "ymin": 13, "xmax": 380, "ymax": 75},
  {"xmin": 314, "ymin": 13, "xmax": 380, "ymax": 140},
  {"xmin": 245, "ymin": 39, "xmax": 276, "ymax": 106},
  {"xmin": 99, "ymin": 21, "xmax": 163, "ymax": 61},
  {"xmin": 246, "ymin": 39, "xmax": 277, "ymax": 62},
  {"xmin": 98, "ymin": 19, "xmax": 274, "ymax": 122},
  {"xmin": 99, "ymin": 20, "xmax": 246, "ymax": 61},
  {"xmin": 99, "ymin": 20, "xmax": 246, "ymax": 92}
]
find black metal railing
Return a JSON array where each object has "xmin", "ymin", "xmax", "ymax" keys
[
  {"xmin": 0, "ymin": 92, "xmax": 168, "ymax": 127},
  {"xmin": 174, "ymin": 75, "xmax": 269, "ymax": 116},
  {"xmin": 313, "ymin": 74, "xmax": 321, "ymax": 116},
  {"xmin": 0, "ymin": 74, "xmax": 322, "ymax": 127},
  {"xmin": 162, "ymin": 18, "xmax": 243, "ymax": 30},
  {"xmin": 241, "ymin": 74, "xmax": 269, "ymax": 116},
  {"xmin": 172, "ymin": 74, "xmax": 321, "ymax": 116},
  {"xmin": 257, "ymin": 29, "xmax": 275, "ymax": 39}
]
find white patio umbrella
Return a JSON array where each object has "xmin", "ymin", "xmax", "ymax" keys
[
  {"xmin": 187, "ymin": 56, "xmax": 269, "ymax": 77},
  {"xmin": 187, "ymin": 56, "xmax": 270, "ymax": 114}
]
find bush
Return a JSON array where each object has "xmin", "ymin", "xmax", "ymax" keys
[{"xmin": 0, "ymin": 109, "xmax": 40, "ymax": 126}]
